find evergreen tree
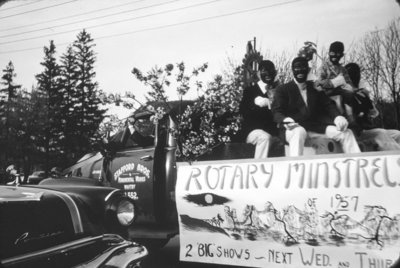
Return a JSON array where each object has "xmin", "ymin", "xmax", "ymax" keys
[
  {"xmin": 0, "ymin": 61, "xmax": 22, "ymax": 166},
  {"xmin": 13, "ymin": 88, "xmax": 36, "ymax": 179},
  {"xmin": 35, "ymin": 40, "xmax": 63, "ymax": 172},
  {"xmin": 71, "ymin": 29, "xmax": 105, "ymax": 158},
  {"xmin": 29, "ymin": 86, "xmax": 49, "ymax": 171},
  {"xmin": 59, "ymin": 45, "xmax": 79, "ymax": 165}
]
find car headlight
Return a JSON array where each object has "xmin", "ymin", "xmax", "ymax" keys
[{"xmin": 116, "ymin": 199, "xmax": 135, "ymax": 226}]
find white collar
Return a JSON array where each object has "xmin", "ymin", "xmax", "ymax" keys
[
  {"xmin": 294, "ymin": 80, "xmax": 306, "ymax": 91},
  {"xmin": 128, "ymin": 125, "xmax": 135, "ymax": 134},
  {"xmin": 257, "ymin": 80, "xmax": 267, "ymax": 94}
]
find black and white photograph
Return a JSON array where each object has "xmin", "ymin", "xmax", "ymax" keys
[{"xmin": 0, "ymin": 0, "xmax": 399, "ymax": 267}]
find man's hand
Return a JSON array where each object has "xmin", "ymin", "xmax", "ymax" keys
[
  {"xmin": 283, "ymin": 117, "xmax": 299, "ymax": 130},
  {"xmin": 331, "ymin": 74, "xmax": 346, "ymax": 88},
  {"xmin": 356, "ymin": 88, "xmax": 369, "ymax": 97},
  {"xmin": 127, "ymin": 117, "xmax": 136, "ymax": 125},
  {"xmin": 334, "ymin": 115, "xmax": 348, "ymax": 131},
  {"xmin": 254, "ymin": 96, "xmax": 271, "ymax": 109},
  {"xmin": 368, "ymin": 107, "xmax": 379, "ymax": 119},
  {"xmin": 341, "ymin": 83, "xmax": 353, "ymax": 92},
  {"xmin": 315, "ymin": 85, "xmax": 324, "ymax": 92}
]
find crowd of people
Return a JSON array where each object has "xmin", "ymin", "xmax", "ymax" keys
[{"xmin": 240, "ymin": 41, "xmax": 400, "ymax": 159}]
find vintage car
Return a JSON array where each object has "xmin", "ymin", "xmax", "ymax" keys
[
  {"xmin": 0, "ymin": 179, "xmax": 148, "ymax": 268},
  {"xmin": 26, "ymin": 170, "xmax": 47, "ymax": 184}
]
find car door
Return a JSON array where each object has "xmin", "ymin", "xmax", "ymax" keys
[{"xmin": 108, "ymin": 114, "xmax": 157, "ymax": 222}]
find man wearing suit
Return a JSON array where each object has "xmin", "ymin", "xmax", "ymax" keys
[
  {"xmin": 239, "ymin": 60, "xmax": 280, "ymax": 158},
  {"xmin": 272, "ymin": 57, "xmax": 361, "ymax": 156}
]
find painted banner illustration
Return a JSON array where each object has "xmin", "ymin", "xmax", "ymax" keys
[{"xmin": 176, "ymin": 151, "xmax": 400, "ymax": 268}]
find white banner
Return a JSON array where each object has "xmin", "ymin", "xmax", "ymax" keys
[{"xmin": 176, "ymin": 151, "xmax": 400, "ymax": 268}]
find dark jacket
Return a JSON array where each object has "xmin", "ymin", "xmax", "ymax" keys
[
  {"xmin": 239, "ymin": 83, "xmax": 279, "ymax": 139},
  {"xmin": 350, "ymin": 92, "xmax": 375, "ymax": 135},
  {"xmin": 272, "ymin": 80, "xmax": 340, "ymax": 134}
]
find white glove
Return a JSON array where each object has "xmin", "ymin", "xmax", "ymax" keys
[
  {"xmin": 331, "ymin": 75, "xmax": 346, "ymax": 88},
  {"xmin": 341, "ymin": 83, "xmax": 353, "ymax": 92},
  {"xmin": 334, "ymin": 115, "xmax": 348, "ymax": 131},
  {"xmin": 283, "ymin": 117, "xmax": 299, "ymax": 130},
  {"xmin": 254, "ymin": 96, "xmax": 271, "ymax": 108}
]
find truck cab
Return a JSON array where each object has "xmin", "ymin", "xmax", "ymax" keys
[{"xmin": 63, "ymin": 111, "xmax": 179, "ymax": 246}]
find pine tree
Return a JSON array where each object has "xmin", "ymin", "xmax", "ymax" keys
[
  {"xmin": 35, "ymin": 40, "xmax": 63, "ymax": 172},
  {"xmin": 71, "ymin": 29, "xmax": 105, "ymax": 158},
  {"xmin": 0, "ymin": 61, "xmax": 22, "ymax": 166},
  {"xmin": 29, "ymin": 87, "xmax": 49, "ymax": 170},
  {"xmin": 59, "ymin": 45, "xmax": 79, "ymax": 165},
  {"xmin": 13, "ymin": 88, "xmax": 36, "ymax": 178}
]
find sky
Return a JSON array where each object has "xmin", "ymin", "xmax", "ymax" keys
[{"xmin": 0, "ymin": 0, "xmax": 399, "ymax": 103}]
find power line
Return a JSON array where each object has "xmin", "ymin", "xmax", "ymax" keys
[
  {"xmin": 0, "ymin": 43, "xmax": 68, "ymax": 54},
  {"xmin": 0, "ymin": 0, "xmax": 302, "ymax": 54},
  {"xmin": 0, "ymin": 0, "xmax": 220, "ymax": 44},
  {"xmin": 0, "ymin": 0, "xmax": 78, "ymax": 20},
  {"xmin": 0, "ymin": 0, "xmax": 145, "ymax": 33},
  {"xmin": 95, "ymin": 0, "xmax": 302, "ymax": 40},
  {"xmin": 0, "ymin": 0, "xmax": 183, "ymax": 38},
  {"xmin": 0, "ymin": 0, "xmax": 45, "ymax": 12}
]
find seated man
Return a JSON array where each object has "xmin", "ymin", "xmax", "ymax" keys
[
  {"xmin": 345, "ymin": 62, "xmax": 400, "ymax": 151},
  {"xmin": 239, "ymin": 60, "xmax": 280, "ymax": 158},
  {"xmin": 316, "ymin": 41, "xmax": 355, "ymax": 117},
  {"xmin": 107, "ymin": 116, "xmax": 154, "ymax": 150},
  {"xmin": 272, "ymin": 57, "xmax": 361, "ymax": 156}
]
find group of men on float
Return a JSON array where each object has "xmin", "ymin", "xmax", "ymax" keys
[{"xmin": 240, "ymin": 41, "xmax": 400, "ymax": 159}]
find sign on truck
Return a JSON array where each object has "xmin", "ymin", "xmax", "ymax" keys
[{"xmin": 176, "ymin": 151, "xmax": 400, "ymax": 268}]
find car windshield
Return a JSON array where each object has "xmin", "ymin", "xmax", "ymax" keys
[{"xmin": 135, "ymin": 117, "xmax": 155, "ymax": 137}]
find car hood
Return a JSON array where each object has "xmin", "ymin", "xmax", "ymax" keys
[{"xmin": 0, "ymin": 186, "xmax": 82, "ymax": 260}]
